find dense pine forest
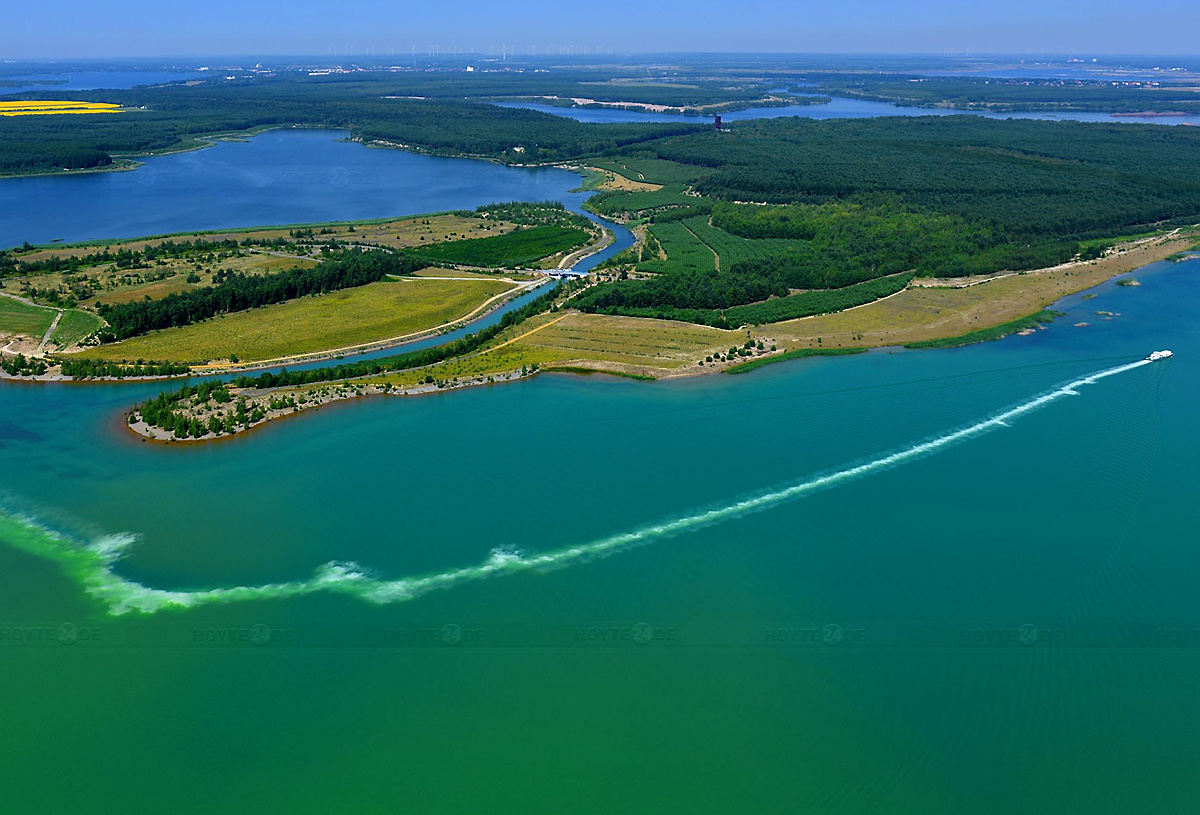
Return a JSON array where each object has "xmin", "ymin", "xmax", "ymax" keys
[
  {"xmin": 803, "ymin": 73, "xmax": 1200, "ymax": 113},
  {"xmin": 637, "ymin": 116, "xmax": 1200, "ymax": 235},
  {"xmin": 570, "ymin": 115, "xmax": 1200, "ymax": 324},
  {"xmin": 0, "ymin": 73, "xmax": 712, "ymax": 174}
]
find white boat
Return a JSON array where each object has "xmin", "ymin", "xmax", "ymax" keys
[{"xmin": 1148, "ymin": 350, "xmax": 1174, "ymax": 361}]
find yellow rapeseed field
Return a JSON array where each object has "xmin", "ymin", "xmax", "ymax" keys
[{"xmin": 0, "ymin": 101, "xmax": 123, "ymax": 117}]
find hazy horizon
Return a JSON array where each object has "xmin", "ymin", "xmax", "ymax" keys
[{"xmin": 4, "ymin": 0, "xmax": 1199, "ymax": 61}]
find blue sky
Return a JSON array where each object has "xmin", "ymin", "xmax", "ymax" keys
[{"xmin": 4, "ymin": 0, "xmax": 1198, "ymax": 59}]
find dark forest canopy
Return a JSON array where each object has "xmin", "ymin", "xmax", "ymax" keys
[
  {"xmin": 571, "ymin": 115, "xmax": 1200, "ymax": 325},
  {"xmin": 802, "ymin": 73, "xmax": 1200, "ymax": 114},
  {"xmin": 409, "ymin": 225, "xmax": 591, "ymax": 269},
  {"xmin": 0, "ymin": 79, "xmax": 705, "ymax": 174},
  {"xmin": 617, "ymin": 115, "xmax": 1200, "ymax": 237}
]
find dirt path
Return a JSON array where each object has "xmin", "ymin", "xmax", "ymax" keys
[
  {"xmin": 394, "ymin": 275, "xmax": 525, "ymax": 283},
  {"xmin": 0, "ymin": 289, "xmax": 54, "ymax": 310},
  {"xmin": 249, "ymin": 248, "xmax": 319, "ymax": 262},
  {"xmin": 482, "ymin": 313, "xmax": 570, "ymax": 354},
  {"xmin": 682, "ymin": 221, "xmax": 720, "ymax": 272},
  {"xmin": 36, "ymin": 310, "xmax": 63, "ymax": 356},
  {"xmin": 0, "ymin": 291, "xmax": 63, "ymax": 357},
  {"xmin": 581, "ymin": 166, "xmax": 661, "ymax": 192},
  {"xmin": 558, "ymin": 226, "xmax": 614, "ymax": 269}
]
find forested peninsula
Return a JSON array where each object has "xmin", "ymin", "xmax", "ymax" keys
[{"xmin": 2, "ymin": 64, "xmax": 1197, "ymax": 442}]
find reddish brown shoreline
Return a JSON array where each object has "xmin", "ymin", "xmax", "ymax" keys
[{"xmin": 118, "ymin": 391, "xmax": 375, "ymax": 447}]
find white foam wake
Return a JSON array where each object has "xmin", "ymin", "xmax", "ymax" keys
[{"xmin": 0, "ymin": 358, "xmax": 1152, "ymax": 615}]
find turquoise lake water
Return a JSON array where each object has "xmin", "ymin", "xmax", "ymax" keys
[{"xmin": 2, "ymin": 132, "xmax": 1200, "ymax": 812}]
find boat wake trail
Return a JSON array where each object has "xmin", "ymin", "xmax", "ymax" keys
[{"xmin": 0, "ymin": 358, "xmax": 1153, "ymax": 616}]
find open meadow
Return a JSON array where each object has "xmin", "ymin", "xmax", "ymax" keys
[
  {"xmin": 0, "ymin": 295, "xmax": 56, "ymax": 338},
  {"xmin": 10, "ymin": 213, "xmax": 516, "ymax": 262},
  {"xmin": 71, "ymin": 276, "xmax": 516, "ymax": 364}
]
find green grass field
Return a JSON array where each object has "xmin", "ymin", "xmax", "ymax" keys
[
  {"xmin": 641, "ymin": 221, "xmax": 717, "ymax": 274},
  {"xmin": 903, "ymin": 310, "xmax": 1062, "ymax": 349},
  {"xmin": 409, "ymin": 225, "xmax": 591, "ymax": 269},
  {"xmin": 588, "ymin": 184, "xmax": 701, "ymax": 218},
  {"xmin": 0, "ymin": 296, "xmax": 56, "ymax": 337},
  {"xmin": 681, "ymin": 216, "xmax": 801, "ymax": 267},
  {"xmin": 355, "ymin": 310, "xmax": 732, "ymax": 390},
  {"xmin": 608, "ymin": 214, "xmax": 807, "ymax": 278},
  {"xmin": 636, "ymin": 215, "xmax": 808, "ymax": 276},
  {"xmin": 726, "ymin": 347, "xmax": 867, "ymax": 374},
  {"xmin": 513, "ymin": 311, "xmax": 730, "ymax": 369},
  {"xmin": 50, "ymin": 310, "xmax": 104, "ymax": 348},
  {"xmin": 72, "ymin": 278, "xmax": 514, "ymax": 364},
  {"xmin": 590, "ymin": 157, "xmax": 710, "ymax": 185}
]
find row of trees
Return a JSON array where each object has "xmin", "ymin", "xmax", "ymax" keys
[
  {"xmin": 410, "ymin": 225, "xmax": 590, "ymax": 268},
  {"xmin": 134, "ymin": 283, "xmax": 566, "ymax": 427},
  {"xmin": 4, "ymin": 237, "xmax": 244, "ymax": 277},
  {"xmin": 59, "ymin": 358, "xmax": 191, "ymax": 379},
  {"xmin": 0, "ymin": 354, "xmax": 48, "ymax": 377},
  {"xmin": 473, "ymin": 201, "xmax": 592, "ymax": 228},
  {"xmin": 0, "ymin": 141, "xmax": 112, "ymax": 174},
  {"xmin": 96, "ymin": 248, "xmax": 429, "ymax": 341},
  {"xmin": 572, "ymin": 273, "xmax": 915, "ymax": 329},
  {"xmin": 724, "ymin": 274, "xmax": 914, "ymax": 325},
  {"xmin": 572, "ymin": 264, "xmax": 786, "ymax": 314}
]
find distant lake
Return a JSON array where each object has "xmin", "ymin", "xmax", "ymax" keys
[
  {"xmin": 497, "ymin": 96, "xmax": 1200, "ymax": 126},
  {"xmin": 0, "ymin": 129, "xmax": 595, "ymax": 248},
  {"xmin": 0, "ymin": 70, "xmax": 203, "ymax": 94}
]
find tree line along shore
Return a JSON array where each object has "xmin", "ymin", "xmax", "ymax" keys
[
  {"xmin": 5, "ymin": 61, "xmax": 1200, "ymax": 176},
  {"xmin": 0, "ymin": 202, "xmax": 599, "ymax": 369},
  {"xmin": 121, "ymin": 229, "xmax": 1195, "ymax": 443},
  {"xmin": 2, "ymin": 82, "xmax": 1199, "ymax": 441}
]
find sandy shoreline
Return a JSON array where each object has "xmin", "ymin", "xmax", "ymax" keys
[
  {"xmin": 7, "ymin": 226, "xmax": 1196, "ymax": 447},
  {"xmin": 121, "ymin": 229, "xmax": 1198, "ymax": 444},
  {"xmin": 5, "ymin": 228, "xmax": 1191, "ymax": 388}
]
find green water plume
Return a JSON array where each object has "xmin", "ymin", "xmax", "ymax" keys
[{"xmin": 0, "ymin": 358, "xmax": 1155, "ymax": 616}]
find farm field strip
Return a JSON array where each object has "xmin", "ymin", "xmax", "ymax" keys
[
  {"xmin": 71, "ymin": 277, "xmax": 518, "ymax": 364},
  {"xmin": 0, "ymin": 100, "xmax": 123, "ymax": 117}
]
